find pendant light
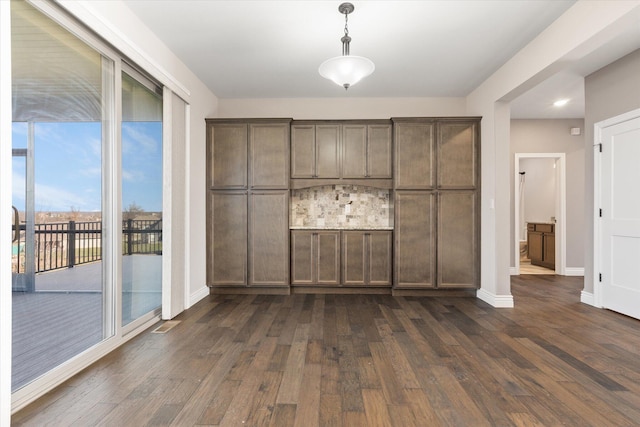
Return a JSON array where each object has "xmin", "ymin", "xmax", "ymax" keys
[{"xmin": 319, "ymin": 2, "xmax": 375, "ymax": 90}]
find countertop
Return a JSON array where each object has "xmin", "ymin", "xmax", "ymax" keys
[{"xmin": 290, "ymin": 226, "xmax": 394, "ymax": 230}]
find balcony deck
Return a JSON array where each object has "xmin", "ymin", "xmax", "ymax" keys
[{"xmin": 12, "ymin": 255, "xmax": 161, "ymax": 391}]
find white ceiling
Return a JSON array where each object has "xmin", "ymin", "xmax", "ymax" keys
[{"xmin": 124, "ymin": 1, "xmax": 640, "ymax": 119}]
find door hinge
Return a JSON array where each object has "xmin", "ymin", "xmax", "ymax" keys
[
  {"xmin": 599, "ymin": 144, "xmax": 603, "ymax": 152},
  {"xmin": 599, "ymin": 208, "xmax": 603, "ymax": 217},
  {"xmin": 599, "ymin": 273, "xmax": 602, "ymax": 282}
]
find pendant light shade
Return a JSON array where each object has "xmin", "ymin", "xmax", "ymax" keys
[
  {"xmin": 319, "ymin": 55, "xmax": 375, "ymax": 90},
  {"xmin": 319, "ymin": 3, "xmax": 374, "ymax": 90}
]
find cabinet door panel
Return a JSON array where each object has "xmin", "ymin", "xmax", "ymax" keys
[
  {"xmin": 342, "ymin": 125, "xmax": 367, "ymax": 178},
  {"xmin": 209, "ymin": 192, "xmax": 247, "ymax": 286},
  {"xmin": 342, "ymin": 231, "xmax": 366, "ymax": 286},
  {"xmin": 543, "ymin": 233, "xmax": 555, "ymax": 269},
  {"xmin": 250, "ymin": 124, "xmax": 289, "ymax": 188},
  {"xmin": 317, "ymin": 232, "xmax": 340, "ymax": 284},
  {"xmin": 395, "ymin": 192, "xmax": 435, "ymax": 288},
  {"xmin": 249, "ymin": 191, "xmax": 289, "ymax": 287},
  {"xmin": 209, "ymin": 124, "xmax": 247, "ymax": 188},
  {"xmin": 316, "ymin": 125, "xmax": 341, "ymax": 178},
  {"xmin": 438, "ymin": 191, "xmax": 477, "ymax": 288},
  {"xmin": 438, "ymin": 122, "xmax": 478, "ymax": 188},
  {"xmin": 369, "ymin": 231, "xmax": 392, "ymax": 286},
  {"xmin": 368, "ymin": 124, "xmax": 392, "ymax": 178},
  {"xmin": 291, "ymin": 231, "xmax": 314, "ymax": 285},
  {"xmin": 528, "ymin": 231, "xmax": 543, "ymax": 263},
  {"xmin": 291, "ymin": 125, "xmax": 315, "ymax": 178},
  {"xmin": 394, "ymin": 122, "xmax": 435, "ymax": 189}
]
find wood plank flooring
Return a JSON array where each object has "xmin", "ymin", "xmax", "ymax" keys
[{"xmin": 13, "ymin": 275, "xmax": 640, "ymax": 426}]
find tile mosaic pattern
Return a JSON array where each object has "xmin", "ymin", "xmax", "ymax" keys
[{"xmin": 290, "ymin": 185, "xmax": 393, "ymax": 229}]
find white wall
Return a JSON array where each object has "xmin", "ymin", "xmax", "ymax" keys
[
  {"xmin": 510, "ymin": 119, "xmax": 585, "ymax": 269},
  {"xmin": 520, "ymin": 158, "xmax": 557, "ymax": 224},
  {"xmin": 584, "ymin": 48, "xmax": 640, "ymax": 296}
]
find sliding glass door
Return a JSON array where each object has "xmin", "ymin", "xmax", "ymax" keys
[
  {"xmin": 10, "ymin": 0, "xmax": 113, "ymax": 391},
  {"xmin": 121, "ymin": 69, "xmax": 163, "ymax": 327}
]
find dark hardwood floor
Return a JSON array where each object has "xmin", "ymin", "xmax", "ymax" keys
[{"xmin": 13, "ymin": 275, "xmax": 640, "ymax": 426}]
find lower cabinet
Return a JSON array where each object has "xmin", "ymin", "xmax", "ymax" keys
[
  {"xmin": 291, "ymin": 230, "xmax": 392, "ymax": 287},
  {"xmin": 291, "ymin": 231, "xmax": 340, "ymax": 285},
  {"xmin": 208, "ymin": 190, "xmax": 289, "ymax": 288},
  {"xmin": 342, "ymin": 231, "xmax": 392, "ymax": 287},
  {"xmin": 527, "ymin": 222, "xmax": 555, "ymax": 269}
]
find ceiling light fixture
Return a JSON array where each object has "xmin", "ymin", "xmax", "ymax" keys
[
  {"xmin": 319, "ymin": 2, "xmax": 374, "ymax": 90},
  {"xmin": 553, "ymin": 99, "xmax": 569, "ymax": 107}
]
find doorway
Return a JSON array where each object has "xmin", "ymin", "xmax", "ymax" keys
[{"xmin": 514, "ymin": 153, "xmax": 566, "ymax": 275}]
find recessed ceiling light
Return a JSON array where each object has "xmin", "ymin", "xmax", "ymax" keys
[{"xmin": 553, "ymin": 99, "xmax": 569, "ymax": 107}]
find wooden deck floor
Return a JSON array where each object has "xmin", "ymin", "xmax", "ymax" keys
[{"xmin": 13, "ymin": 275, "xmax": 640, "ymax": 426}]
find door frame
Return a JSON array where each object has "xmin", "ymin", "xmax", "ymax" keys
[
  {"xmin": 513, "ymin": 153, "xmax": 566, "ymax": 275},
  {"xmin": 593, "ymin": 108, "xmax": 640, "ymax": 308}
]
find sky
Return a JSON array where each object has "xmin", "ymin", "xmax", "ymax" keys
[{"xmin": 11, "ymin": 121, "xmax": 162, "ymax": 214}]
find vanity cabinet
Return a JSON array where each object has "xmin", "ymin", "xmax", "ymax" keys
[
  {"xmin": 207, "ymin": 119, "xmax": 291, "ymax": 290},
  {"xmin": 291, "ymin": 230, "xmax": 341, "ymax": 285},
  {"xmin": 527, "ymin": 223, "xmax": 555, "ymax": 269},
  {"xmin": 291, "ymin": 121, "xmax": 392, "ymax": 180},
  {"xmin": 342, "ymin": 230, "xmax": 392, "ymax": 287},
  {"xmin": 393, "ymin": 118, "xmax": 480, "ymax": 289}
]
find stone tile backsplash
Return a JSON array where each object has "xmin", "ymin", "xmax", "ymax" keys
[{"xmin": 290, "ymin": 185, "xmax": 393, "ymax": 229}]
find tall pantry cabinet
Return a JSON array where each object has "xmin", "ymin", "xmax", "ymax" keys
[
  {"xmin": 393, "ymin": 118, "xmax": 480, "ymax": 289},
  {"xmin": 206, "ymin": 119, "xmax": 291, "ymax": 289}
]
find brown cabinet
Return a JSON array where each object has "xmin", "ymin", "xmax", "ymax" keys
[
  {"xmin": 527, "ymin": 223, "xmax": 555, "ymax": 269},
  {"xmin": 207, "ymin": 119, "xmax": 291, "ymax": 290},
  {"xmin": 393, "ymin": 118, "xmax": 480, "ymax": 289},
  {"xmin": 394, "ymin": 191, "xmax": 436, "ymax": 288},
  {"xmin": 394, "ymin": 120, "xmax": 435, "ymax": 189},
  {"xmin": 342, "ymin": 124, "xmax": 392, "ymax": 178},
  {"xmin": 249, "ymin": 191, "xmax": 289, "ymax": 287},
  {"xmin": 208, "ymin": 123, "xmax": 247, "ymax": 189},
  {"xmin": 291, "ymin": 123, "xmax": 340, "ymax": 178},
  {"xmin": 342, "ymin": 230, "xmax": 392, "ymax": 287},
  {"xmin": 249, "ymin": 123, "xmax": 290, "ymax": 189},
  {"xmin": 291, "ymin": 230, "xmax": 340, "ymax": 285},
  {"xmin": 291, "ymin": 121, "xmax": 392, "ymax": 180},
  {"xmin": 208, "ymin": 192, "xmax": 247, "ymax": 287}
]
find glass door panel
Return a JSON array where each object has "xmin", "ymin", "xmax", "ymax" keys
[
  {"xmin": 121, "ymin": 70, "xmax": 163, "ymax": 326},
  {"xmin": 11, "ymin": 0, "xmax": 113, "ymax": 392}
]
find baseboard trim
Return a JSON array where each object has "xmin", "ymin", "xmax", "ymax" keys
[
  {"xmin": 580, "ymin": 290, "xmax": 596, "ymax": 307},
  {"xmin": 476, "ymin": 288, "xmax": 514, "ymax": 308},
  {"xmin": 565, "ymin": 268, "xmax": 585, "ymax": 276},
  {"xmin": 510, "ymin": 267, "xmax": 519, "ymax": 276},
  {"xmin": 190, "ymin": 285, "xmax": 210, "ymax": 307}
]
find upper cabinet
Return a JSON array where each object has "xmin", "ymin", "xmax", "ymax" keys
[
  {"xmin": 291, "ymin": 121, "xmax": 392, "ymax": 181},
  {"xmin": 394, "ymin": 120, "xmax": 435, "ymax": 189},
  {"xmin": 250, "ymin": 122, "xmax": 290, "ymax": 189},
  {"xmin": 207, "ymin": 119, "xmax": 290, "ymax": 189},
  {"xmin": 437, "ymin": 121, "xmax": 478, "ymax": 189},
  {"xmin": 342, "ymin": 124, "xmax": 392, "ymax": 179},
  {"xmin": 208, "ymin": 123, "xmax": 248, "ymax": 189}
]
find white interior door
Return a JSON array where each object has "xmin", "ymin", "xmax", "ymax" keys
[{"xmin": 599, "ymin": 113, "xmax": 640, "ymax": 320}]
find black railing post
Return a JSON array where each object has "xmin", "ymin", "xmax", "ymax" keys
[
  {"xmin": 127, "ymin": 219, "xmax": 133, "ymax": 255},
  {"xmin": 68, "ymin": 220, "xmax": 76, "ymax": 268}
]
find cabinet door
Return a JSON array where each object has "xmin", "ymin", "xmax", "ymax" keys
[
  {"xmin": 291, "ymin": 231, "xmax": 314, "ymax": 285},
  {"xmin": 250, "ymin": 123, "xmax": 289, "ymax": 188},
  {"xmin": 342, "ymin": 125, "xmax": 367, "ymax": 178},
  {"xmin": 528, "ymin": 231, "xmax": 543, "ymax": 264},
  {"xmin": 208, "ymin": 192, "xmax": 247, "ymax": 286},
  {"xmin": 394, "ymin": 122, "xmax": 435, "ymax": 189},
  {"xmin": 369, "ymin": 231, "xmax": 392, "ymax": 286},
  {"xmin": 342, "ymin": 231, "xmax": 366, "ymax": 285},
  {"xmin": 394, "ymin": 191, "xmax": 435, "ymax": 288},
  {"xmin": 438, "ymin": 191, "xmax": 477, "ymax": 288},
  {"xmin": 438, "ymin": 121, "xmax": 478, "ymax": 188},
  {"xmin": 368, "ymin": 124, "xmax": 392, "ymax": 178},
  {"xmin": 316, "ymin": 125, "xmax": 341, "ymax": 178},
  {"xmin": 249, "ymin": 191, "xmax": 289, "ymax": 287},
  {"xmin": 291, "ymin": 125, "xmax": 315, "ymax": 178},
  {"xmin": 543, "ymin": 233, "xmax": 555, "ymax": 269},
  {"xmin": 208, "ymin": 123, "xmax": 247, "ymax": 189},
  {"xmin": 317, "ymin": 231, "xmax": 340, "ymax": 285}
]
